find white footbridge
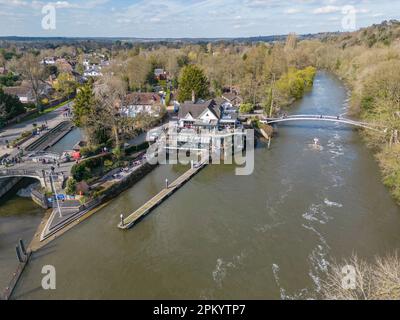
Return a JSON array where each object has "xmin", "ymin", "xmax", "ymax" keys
[{"xmin": 261, "ymin": 115, "xmax": 385, "ymax": 132}]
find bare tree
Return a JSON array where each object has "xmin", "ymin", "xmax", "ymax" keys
[
  {"xmin": 92, "ymin": 74, "xmax": 127, "ymax": 150},
  {"xmin": 321, "ymin": 252, "xmax": 400, "ymax": 300},
  {"xmin": 17, "ymin": 53, "xmax": 46, "ymax": 112}
]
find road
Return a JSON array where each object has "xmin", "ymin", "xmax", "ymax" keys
[
  {"xmin": 0, "ymin": 101, "xmax": 74, "ymax": 159},
  {"xmin": 0, "ymin": 160, "xmax": 74, "ymax": 177}
]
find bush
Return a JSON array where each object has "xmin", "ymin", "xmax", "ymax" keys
[
  {"xmin": 80, "ymin": 144, "xmax": 107, "ymax": 158},
  {"xmin": 321, "ymin": 252, "xmax": 400, "ymax": 300},
  {"xmin": 104, "ymin": 159, "xmax": 114, "ymax": 169},
  {"xmin": 71, "ymin": 153, "xmax": 113, "ymax": 182},
  {"xmin": 124, "ymin": 142, "xmax": 149, "ymax": 156},
  {"xmin": 239, "ymin": 103, "xmax": 254, "ymax": 114},
  {"xmin": 66, "ymin": 178, "xmax": 77, "ymax": 195}
]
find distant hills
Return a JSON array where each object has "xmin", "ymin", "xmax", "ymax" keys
[
  {"xmin": 0, "ymin": 32, "xmax": 339, "ymax": 44},
  {"xmin": 1, "ymin": 20, "xmax": 398, "ymax": 46}
]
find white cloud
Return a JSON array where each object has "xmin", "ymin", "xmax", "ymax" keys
[
  {"xmin": 313, "ymin": 5, "xmax": 341, "ymax": 14},
  {"xmin": 285, "ymin": 8, "xmax": 302, "ymax": 14}
]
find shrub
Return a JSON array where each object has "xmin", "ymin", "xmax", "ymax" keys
[
  {"xmin": 321, "ymin": 252, "xmax": 400, "ymax": 300},
  {"xmin": 71, "ymin": 153, "xmax": 113, "ymax": 182},
  {"xmin": 124, "ymin": 142, "xmax": 149, "ymax": 156},
  {"xmin": 104, "ymin": 159, "xmax": 114, "ymax": 169},
  {"xmin": 66, "ymin": 178, "xmax": 77, "ymax": 195},
  {"xmin": 239, "ymin": 103, "xmax": 254, "ymax": 114}
]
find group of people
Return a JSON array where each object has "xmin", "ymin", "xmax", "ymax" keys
[{"xmin": 1, "ymin": 156, "xmax": 23, "ymax": 167}]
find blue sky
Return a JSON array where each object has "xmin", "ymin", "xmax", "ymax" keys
[{"xmin": 0, "ymin": 0, "xmax": 399, "ymax": 37}]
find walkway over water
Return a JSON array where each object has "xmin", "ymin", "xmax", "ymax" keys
[
  {"xmin": 118, "ymin": 161, "xmax": 207, "ymax": 230},
  {"xmin": 261, "ymin": 115, "xmax": 384, "ymax": 132}
]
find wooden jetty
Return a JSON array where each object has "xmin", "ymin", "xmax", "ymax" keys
[{"xmin": 118, "ymin": 162, "xmax": 207, "ymax": 230}]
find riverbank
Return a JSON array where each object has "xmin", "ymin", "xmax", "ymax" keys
[
  {"xmin": 326, "ymin": 68, "xmax": 400, "ymax": 204},
  {"xmin": 36, "ymin": 159, "xmax": 157, "ymax": 248},
  {"xmin": 312, "ymin": 36, "xmax": 400, "ymax": 204}
]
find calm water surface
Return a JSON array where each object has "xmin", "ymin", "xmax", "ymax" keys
[{"xmin": 8, "ymin": 72, "xmax": 400, "ymax": 299}]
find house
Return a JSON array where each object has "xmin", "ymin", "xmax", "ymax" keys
[
  {"xmin": 41, "ymin": 57, "xmax": 56, "ymax": 65},
  {"xmin": 154, "ymin": 68, "xmax": 167, "ymax": 81},
  {"xmin": 83, "ymin": 66, "xmax": 103, "ymax": 77},
  {"xmin": 3, "ymin": 84, "xmax": 34, "ymax": 103},
  {"xmin": 3, "ymin": 80, "xmax": 53, "ymax": 104},
  {"xmin": 56, "ymin": 58, "xmax": 73, "ymax": 73},
  {"xmin": 83, "ymin": 59, "xmax": 90, "ymax": 68},
  {"xmin": 178, "ymin": 98, "xmax": 239, "ymax": 128},
  {"xmin": 178, "ymin": 99, "xmax": 220, "ymax": 128},
  {"xmin": 100, "ymin": 60, "xmax": 110, "ymax": 68},
  {"xmin": 121, "ymin": 92, "xmax": 163, "ymax": 118},
  {"xmin": 221, "ymin": 92, "xmax": 243, "ymax": 108}
]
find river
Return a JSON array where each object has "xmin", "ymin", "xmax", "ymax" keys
[{"xmin": 6, "ymin": 71, "xmax": 400, "ymax": 299}]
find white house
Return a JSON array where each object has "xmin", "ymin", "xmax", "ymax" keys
[
  {"xmin": 177, "ymin": 98, "xmax": 239, "ymax": 128},
  {"xmin": 121, "ymin": 93, "xmax": 163, "ymax": 118},
  {"xmin": 41, "ymin": 57, "xmax": 56, "ymax": 65},
  {"xmin": 84, "ymin": 67, "xmax": 103, "ymax": 77}
]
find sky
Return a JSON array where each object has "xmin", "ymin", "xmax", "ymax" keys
[{"xmin": 0, "ymin": 0, "xmax": 399, "ymax": 38}]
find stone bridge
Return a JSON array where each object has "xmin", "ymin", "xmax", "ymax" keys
[{"xmin": 0, "ymin": 164, "xmax": 72, "ymax": 192}]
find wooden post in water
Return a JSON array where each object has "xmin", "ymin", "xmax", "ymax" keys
[
  {"xmin": 19, "ymin": 239, "xmax": 27, "ymax": 256},
  {"xmin": 15, "ymin": 246, "xmax": 23, "ymax": 263}
]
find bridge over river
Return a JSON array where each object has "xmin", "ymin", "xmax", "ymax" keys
[
  {"xmin": 0, "ymin": 161, "xmax": 73, "ymax": 190},
  {"xmin": 260, "ymin": 114, "xmax": 385, "ymax": 132}
]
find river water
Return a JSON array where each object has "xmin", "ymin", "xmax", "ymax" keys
[{"xmin": 7, "ymin": 71, "xmax": 400, "ymax": 299}]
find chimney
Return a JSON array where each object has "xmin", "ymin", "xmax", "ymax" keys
[{"xmin": 192, "ymin": 90, "xmax": 196, "ymax": 103}]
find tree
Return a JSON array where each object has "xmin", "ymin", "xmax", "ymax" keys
[
  {"xmin": 0, "ymin": 88, "xmax": 26, "ymax": 127},
  {"xmin": 177, "ymin": 65, "xmax": 209, "ymax": 102},
  {"xmin": 125, "ymin": 55, "xmax": 151, "ymax": 91},
  {"xmin": 73, "ymin": 83, "xmax": 95, "ymax": 127},
  {"xmin": 93, "ymin": 74, "xmax": 128, "ymax": 150},
  {"xmin": 73, "ymin": 83, "xmax": 108, "ymax": 145},
  {"xmin": 0, "ymin": 53, "xmax": 5, "ymax": 69},
  {"xmin": 53, "ymin": 72, "xmax": 77, "ymax": 99},
  {"xmin": 17, "ymin": 53, "xmax": 46, "ymax": 112}
]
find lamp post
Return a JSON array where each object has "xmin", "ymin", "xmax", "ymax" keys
[{"xmin": 50, "ymin": 168, "xmax": 62, "ymax": 219}]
